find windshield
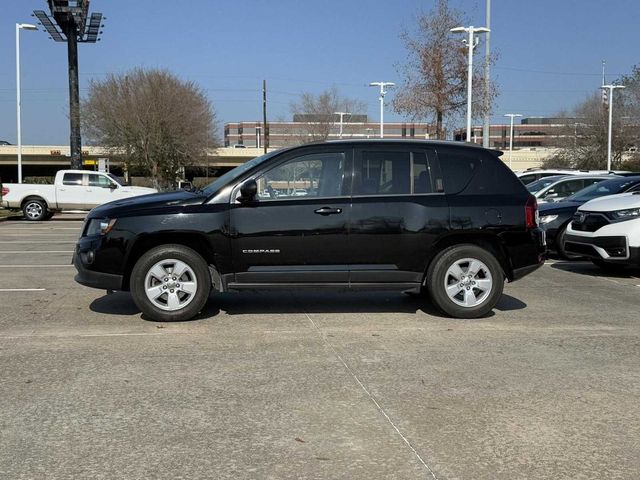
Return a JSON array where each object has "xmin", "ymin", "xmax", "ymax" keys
[
  {"xmin": 527, "ymin": 177, "xmax": 563, "ymax": 193},
  {"xmin": 200, "ymin": 150, "xmax": 281, "ymax": 197},
  {"xmin": 107, "ymin": 173, "xmax": 126, "ymax": 186},
  {"xmin": 566, "ymin": 178, "xmax": 639, "ymax": 202}
]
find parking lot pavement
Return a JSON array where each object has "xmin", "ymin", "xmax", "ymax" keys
[{"xmin": 1, "ymin": 220, "xmax": 639, "ymax": 479}]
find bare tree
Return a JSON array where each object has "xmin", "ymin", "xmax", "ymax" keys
[
  {"xmin": 543, "ymin": 91, "xmax": 635, "ymax": 169},
  {"xmin": 393, "ymin": 0, "xmax": 496, "ymax": 139},
  {"xmin": 290, "ymin": 87, "xmax": 366, "ymax": 143},
  {"xmin": 83, "ymin": 68, "xmax": 218, "ymax": 188}
]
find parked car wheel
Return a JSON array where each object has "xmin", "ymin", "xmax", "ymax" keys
[
  {"xmin": 130, "ymin": 245, "xmax": 211, "ymax": 322},
  {"xmin": 426, "ymin": 244, "xmax": 504, "ymax": 319},
  {"xmin": 22, "ymin": 198, "xmax": 48, "ymax": 221}
]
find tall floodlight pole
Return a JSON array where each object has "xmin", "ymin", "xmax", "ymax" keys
[
  {"xmin": 504, "ymin": 113, "xmax": 522, "ymax": 169},
  {"xmin": 15, "ymin": 23, "xmax": 38, "ymax": 184},
  {"xmin": 369, "ymin": 82, "xmax": 395, "ymax": 138},
  {"xmin": 482, "ymin": 0, "xmax": 491, "ymax": 148},
  {"xmin": 451, "ymin": 26, "xmax": 490, "ymax": 142},
  {"xmin": 33, "ymin": 1, "xmax": 105, "ymax": 170},
  {"xmin": 334, "ymin": 112, "xmax": 350, "ymax": 138},
  {"xmin": 601, "ymin": 85, "xmax": 626, "ymax": 171}
]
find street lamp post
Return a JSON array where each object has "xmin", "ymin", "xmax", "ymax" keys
[
  {"xmin": 451, "ymin": 26, "xmax": 490, "ymax": 142},
  {"xmin": 15, "ymin": 23, "xmax": 37, "ymax": 184},
  {"xmin": 601, "ymin": 84, "xmax": 626, "ymax": 171},
  {"xmin": 333, "ymin": 111, "xmax": 350, "ymax": 139},
  {"xmin": 504, "ymin": 113, "xmax": 522, "ymax": 169},
  {"xmin": 369, "ymin": 82, "xmax": 395, "ymax": 138}
]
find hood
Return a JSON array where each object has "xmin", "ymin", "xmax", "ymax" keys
[
  {"xmin": 538, "ymin": 201, "xmax": 583, "ymax": 215},
  {"xmin": 579, "ymin": 192, "xmax": 640, "ymax": 212},
  {"xmin": 88, "ymin": 190, "xmax": 207, "ymax": 218}
]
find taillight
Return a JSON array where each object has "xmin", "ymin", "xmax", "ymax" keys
[
  {"xmin": 525, "ymin": 195, "xmax": 538, "ymax": 228},
  {"xmin": 1, "ymin": 187, "xmax": 9, "ymax": 197}
]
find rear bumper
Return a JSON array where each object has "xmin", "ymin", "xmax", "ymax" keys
[
  {"xmin": 506, "ymin": 227, "xmax": 546, "ymax": 281},
  {"xmin": 73, "ymin": 250, "xmax": 123, "ymax": 290}
]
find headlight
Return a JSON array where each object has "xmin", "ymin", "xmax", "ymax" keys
[
  {"xmin": 539, "ymin": 214, "xmax": 558, "ymax": 225},
  {"xmin": 86, "ymin": 218, "xmax": 117, "ymax": 236},
  {"xmin": 608, "ymin": 208, "xmax": 640, "ymax": 221}
]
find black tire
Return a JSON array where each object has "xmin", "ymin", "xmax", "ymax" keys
[
  {"xmin": 555, "ymin": 224, "xmax": 580, "ymax": 260},
  {"xmin": 591, "ymin": 259, "xmax": 628, "ymax": 274},
  {"xmin": 130, "ymin": 244, "xmax": 211, "ymax": 322},
  {"xmin": 22, "ymin": 198, "xmax": 48, "ymax": 221},
  {"xmin": 426, "ymin": 244, "xmax": 504, "ymax": 319}
]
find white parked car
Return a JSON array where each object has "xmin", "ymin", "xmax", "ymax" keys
[
  {"xmin": 516, "ymin": 169, "xmax": 623, "ymax": 185},
  {"xmin": 564, "ymin": 191, "xmax": 640, "ymax": 271},
  {"xmin": 527, "ymin": 175, "xmax": 612, "ymax": 203},
  {"xmin": 1, "ymin": 170, "xmax": 156, "ymax": 221}
]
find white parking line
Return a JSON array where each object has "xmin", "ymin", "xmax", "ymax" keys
[
  {"xmin": 0, "ymin": 241, "xmax": 76, "ymax": 244},
  {"xmin": 0, "ymin": 251, "xmax": 73, "ymax": 254},
  {"xmin": 0, "ymin": 288, "xmax": 46, "ymax": 292},
  {"xmin": 0, "ymin": 265, "xmax": 73, "ymax": 268}
]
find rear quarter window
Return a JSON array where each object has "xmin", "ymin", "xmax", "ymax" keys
[{"xmin": 438, "ymin": 148, "xmax": 525, "ymax": 195}]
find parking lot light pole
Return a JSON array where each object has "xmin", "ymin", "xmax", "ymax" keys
[
  {"xmin": 369, "ymin": 82, "xmax": 395, "ymax": 138},
  {"xmin": 16, "ymin": 23, "xmax": 38, "ymax": 184},
  {"xmin": 450, "ymin": 26, "xmax": 490, "ymax": 142},
  {"xmin": 504, "ymin": 113, "xmax": 522, "ymax": 169},
  {"xmin": 601, "ymin": 84, "xmax": 626, "ymax": 171},
  {"xmin": 334, "ymin": 111, "xmax": 350, "ymax": 138}
]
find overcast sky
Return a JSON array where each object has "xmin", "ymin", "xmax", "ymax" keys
[{"xmin": 1, "ymin": 0, "xmax": 638, "ymax": 145}]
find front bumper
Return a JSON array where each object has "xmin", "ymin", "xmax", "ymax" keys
[{"xmin": 564, "ymin": 233, "xmax": 640, "ymax": 265}]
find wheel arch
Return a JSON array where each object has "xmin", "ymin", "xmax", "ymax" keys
[
  {"xmin": 21, "ymin": 195, "xmax": 48, "ymax": 209},
  {"xmin": 122, "ymin": 232, "xmax": 217, "ymax": 290},
  {"xmin": 423, "ymin": 232, "xmax": 513, "ymax": 283}
]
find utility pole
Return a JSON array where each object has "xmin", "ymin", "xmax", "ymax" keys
[
  {"xmin": 504, "ymin": 113, "xmax": 522, "ymax": 169},
  {"xmin": 482, "ymin": 0, "xmax": 491, "ymax": 148},
  {"xmin": 334, "ymin": 111, "xmax": 350, "ymax": 138},
  {"xmin": 16, "ymin": 23, "xmax": 38, "ymax": 184},
  {"xmin": 369, "ymin": 82, "xmax": 395, "ymax": 138},
  {"xmin": 451, "ymin": 26, "xmax": 490, "ymax": 142},
  {"xmin": 33, "ymin": 1, "xmax": 105, "ymax": 170},
  {"xmin": 262, "ymin": 79, "xmax": 268, "ymax": 154},
  {"xmin": 601, "ymin": 84, "xmax": 626, "ymax": 171}
]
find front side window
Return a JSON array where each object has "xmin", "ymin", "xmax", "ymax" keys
[
  {"xmin": 88, "ymin": 174, "xmax": 113, "ymax": 188},
  {"xmin": 256, "ymin": 151, "xmax": 346, "ymax": 200},
  {"xmin": 62, "ymin": 173, "xmax": 83, "ymax": 186}
]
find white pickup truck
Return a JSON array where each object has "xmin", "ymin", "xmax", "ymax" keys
[{"xmin": 1, "ymin": 170, "xmax": 156, "ymax": 221}]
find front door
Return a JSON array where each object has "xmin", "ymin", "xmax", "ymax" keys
[
  {"xmin": 86, "ymin": 173, "xmax": 117, "ymax": 207},
  {"xmin": 229, "ymin": 146, "xmax": 351, "ymax": 286},
  {"xmin": 348, "ymin": 146, "xmax": 449, "ymax": 286}
]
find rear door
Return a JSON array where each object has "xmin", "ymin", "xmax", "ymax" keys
[
  {"xmin": 229, "ymin": 146, "xmax": 352, "ymax": 285},
  {"xmin": 347, "ymin": 145, "xmax": 448, "ymax": 286},
  {"xmin": 56, "ymin": 172, "xmax": 87, "ymax": 209}
]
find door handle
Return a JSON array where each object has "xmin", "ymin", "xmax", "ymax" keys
[{"xmin": 314, "ymin": 207, "xmax": 342, "ymax": 215}]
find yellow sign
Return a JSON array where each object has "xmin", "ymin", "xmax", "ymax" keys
[{"xmin": 83, "ymin": 159, "xmax": 96, "ymax": 166}]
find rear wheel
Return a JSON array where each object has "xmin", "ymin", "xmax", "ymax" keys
[
  {"xmin": 22, "ymin": 198, "xmax": 48, "ymax": 221},
  {"xmin": 426, "ymin": 244, "xmax": 504, "ymax": 319},
  {"xmin": 130, "ymin": 245, "xmax": 211, "ymax": 322}
]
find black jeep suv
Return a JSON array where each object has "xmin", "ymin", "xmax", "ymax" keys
[{"xmin": 74, "ymin": 140, "xmax": 545, "ymax": 321}]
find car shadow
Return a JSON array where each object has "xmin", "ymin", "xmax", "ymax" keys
[
  {"xmin": 89, "ymin": 290, "xmax": 527, "ymax": 321},
  {"xmin": 550, "ymin": 260, "xmax": 640, "ymax": 279}
]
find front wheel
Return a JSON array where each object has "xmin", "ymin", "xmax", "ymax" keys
[
  {"xmin": 22, "ymin": 199, "xmax": 48, "ymax": 221},
  {"xmin": 130, "ymin": 245, "xmax": 211, "ymax": 322},
  {"xmin": 426, "ymin": 244, "xmax": 504, "ymax": 319}
]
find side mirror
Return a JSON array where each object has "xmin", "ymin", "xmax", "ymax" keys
[
  {"xmin": 239, "ymin": 179, "xmax": 258, "ymax": 202},
  {"xmin": 108, "ymin": 183, "xmax": 117, "ymax": 190}
]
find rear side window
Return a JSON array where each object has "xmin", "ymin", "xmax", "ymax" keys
[
  {"xmin": 62, "ymin": 173, "xmax": 83, "ymax": 186},
  {"xmin": 354, "ymin": 150, "xmax": 411, "ymax": 195},
  {"xmin": 354, "ymin": 149, "xmax": 439, "ymax": 196}
]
